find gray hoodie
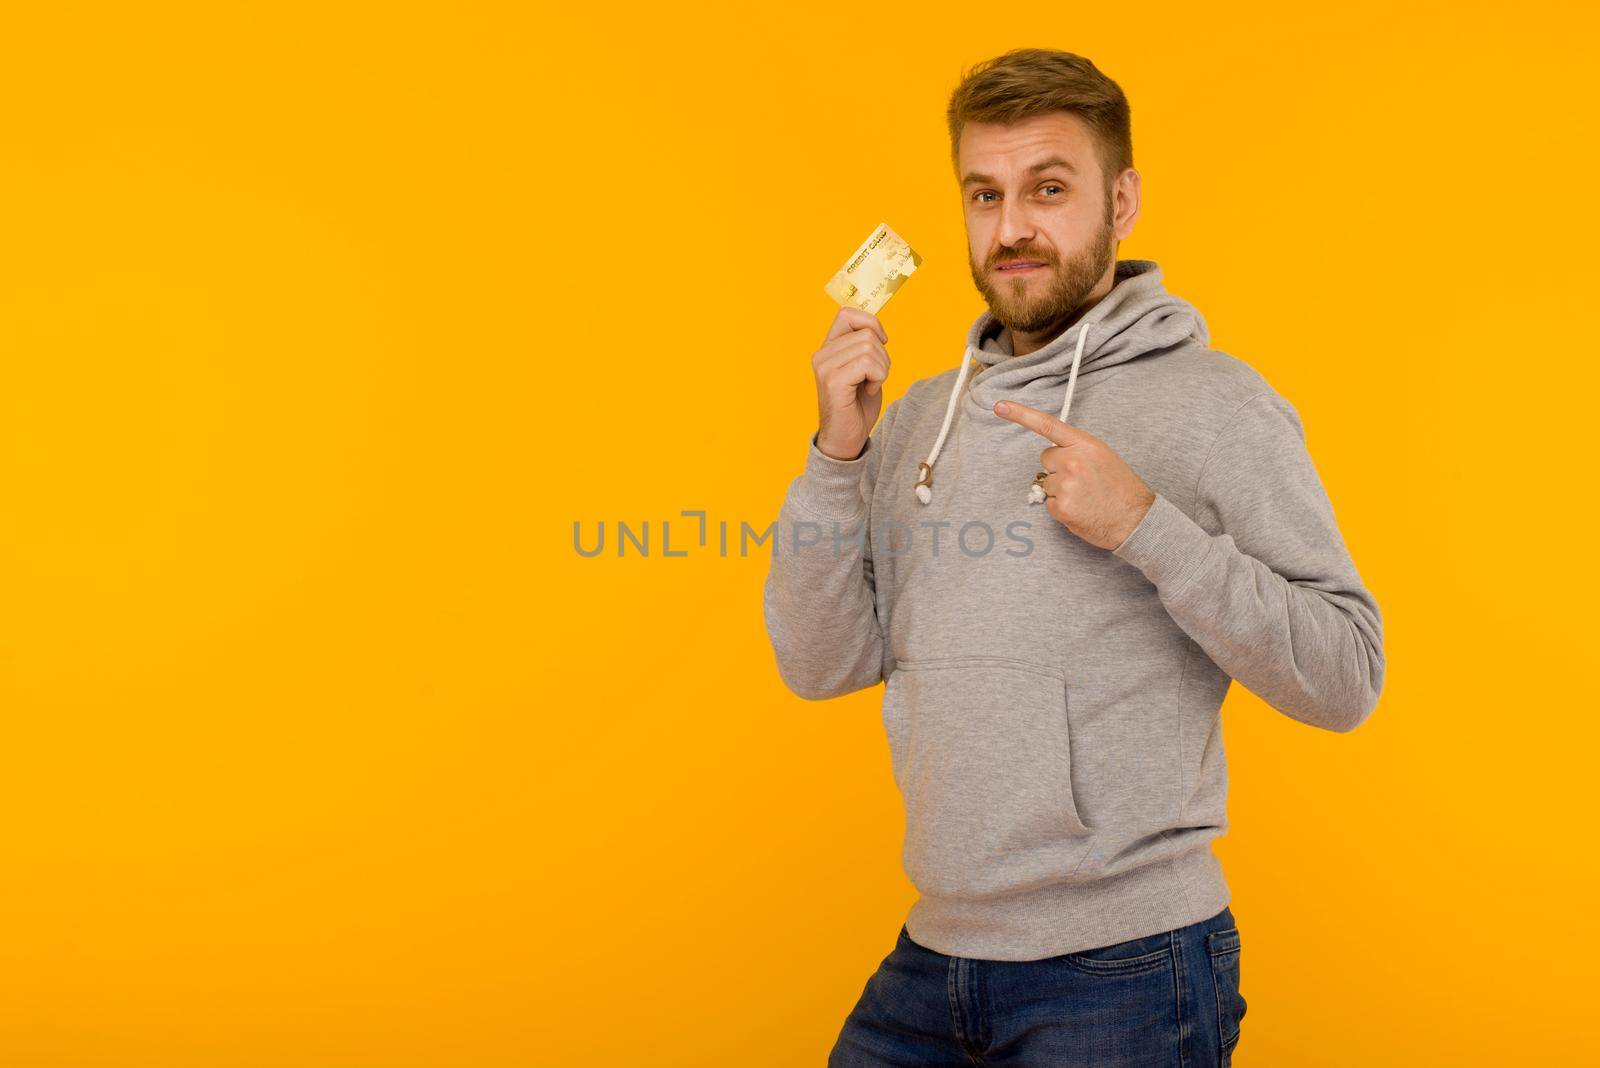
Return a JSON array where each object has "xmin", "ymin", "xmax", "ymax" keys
[{"xmin": 762, "ymin": 258, "xmax": 1385, "ymax": 961}]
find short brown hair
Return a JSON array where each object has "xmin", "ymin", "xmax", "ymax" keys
[{"xmin": 946, "ymin": 49, "xmax": 1133, "ymax": 195}]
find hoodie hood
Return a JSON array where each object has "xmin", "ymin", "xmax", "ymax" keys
[
  {"xmin": 965, "ymin": 258, "xmax": 1209, "ymax": 417},
  {"xmin": 912, "ymin": 258, "xmax": 1209, "ymax": 506}
]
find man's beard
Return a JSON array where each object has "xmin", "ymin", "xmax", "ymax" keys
[{"xmin": 968, "ymin": 192, "xmax": 1117, "ymax": 337}]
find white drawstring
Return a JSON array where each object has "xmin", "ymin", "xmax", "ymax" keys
[
  {"xmin": 914, "ymin": 323, "xmax": 1091, "ymax": 506},
  {"xmin": 1027, "ymin": 322, "xmax": 1089, "ymax": 505},
  {"xmin": 913, "ymin": 346, "xmax": 977, "ymax": 504}
]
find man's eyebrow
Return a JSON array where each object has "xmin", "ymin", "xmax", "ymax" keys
[{"xmin": 961, "ymin": 156, "xmax": 1078, "ymax": 188}]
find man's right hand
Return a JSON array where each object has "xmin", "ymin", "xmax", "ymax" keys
[{"xmin": 812, "ymin": 306, "xmax": 890, "ymax": 461}]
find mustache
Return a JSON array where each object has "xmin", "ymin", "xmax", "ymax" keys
[{"xmin": 990, "ymin": 251, "xmax": 1054, "ymax": 266}]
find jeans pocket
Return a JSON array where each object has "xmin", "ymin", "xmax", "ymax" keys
[
  {"xmin": 882, "ymin": 656, "xmax": 1090, "ymax": 897},
  {"xmin": 1207, "ymin": 927, "xmax": 1247, "ymax": 1063},
  {"xmin": 1059, "ymin": 928, "xmax": 1175, "ymax": 978}
]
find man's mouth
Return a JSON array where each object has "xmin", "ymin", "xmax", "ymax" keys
[{"xmin": 997, "ymin": 261, "xmax": 1047, "ymax": 273}]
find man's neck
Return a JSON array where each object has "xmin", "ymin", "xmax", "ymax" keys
[{"xmin": 1011, "ymin": 310, "xmax": 1084, "ymax": 358}]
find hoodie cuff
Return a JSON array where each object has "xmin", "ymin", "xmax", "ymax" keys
[
  {"xmin": 794, "ymin": 431, "xmax": 871, "ymax": 520},
  {"xmin": 1110, "ymin": 492, "xmax": 1215, "ymax": 599}
]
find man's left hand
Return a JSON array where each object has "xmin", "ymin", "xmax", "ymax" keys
[{"xmin": 994, "ymin": 400, "xmax": 1156, "ymax": 550}]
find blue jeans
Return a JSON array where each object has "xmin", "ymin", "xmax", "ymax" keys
[{"xmin": 829, "ymin": 906, "xmax": 1247, "ymax": 1067}]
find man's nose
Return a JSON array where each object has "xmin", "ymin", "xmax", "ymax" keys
[{"xmin": 995, "ymin": 199, "xmax": 1036, "ymax": 253}]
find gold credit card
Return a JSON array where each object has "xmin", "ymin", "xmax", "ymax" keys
[{"xmin": 823, "ymin": 221, "xmax": 922, "ymax": 315}]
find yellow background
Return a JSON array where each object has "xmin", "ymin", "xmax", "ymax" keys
[{"xmin": 2, "ymin": 2, "xmax": 1595, "ymax": 1064}]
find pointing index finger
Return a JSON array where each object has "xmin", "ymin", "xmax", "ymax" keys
[{"xmin": 994, "ymin": 400, "xmax": 1083, "ymax": 446}]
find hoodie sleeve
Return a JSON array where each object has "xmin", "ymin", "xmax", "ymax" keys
[
  {"xmin": 761, "ymin": 401, "xmax": 898, "ymax": 701},
  {"xmin": 1109, "ymin": 390, "xmax": 1385, "ymax": 732}
]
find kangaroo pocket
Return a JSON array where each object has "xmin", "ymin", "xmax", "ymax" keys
[{"xmin": 882, "ymin": 656, "xmax": 1091, "ymax": 899}]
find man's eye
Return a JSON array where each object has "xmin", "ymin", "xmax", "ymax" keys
[{"xmin": 973, "ymin": 186, "xmax": 1063, "ymax": 203}]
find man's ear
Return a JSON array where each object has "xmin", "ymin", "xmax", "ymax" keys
[{"xmin": 1114, "ymin": 168, "xmax": 1141, "ymax": 240}]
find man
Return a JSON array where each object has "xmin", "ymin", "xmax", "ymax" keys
[{"xmin": 763, "ymin": 48, "xmax": 1384, "ymax": 1066}]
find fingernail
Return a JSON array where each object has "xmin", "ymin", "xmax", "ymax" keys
[{"xmin": 995, "ymin": 401, "xmax": 1010, "ymax": 415}]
